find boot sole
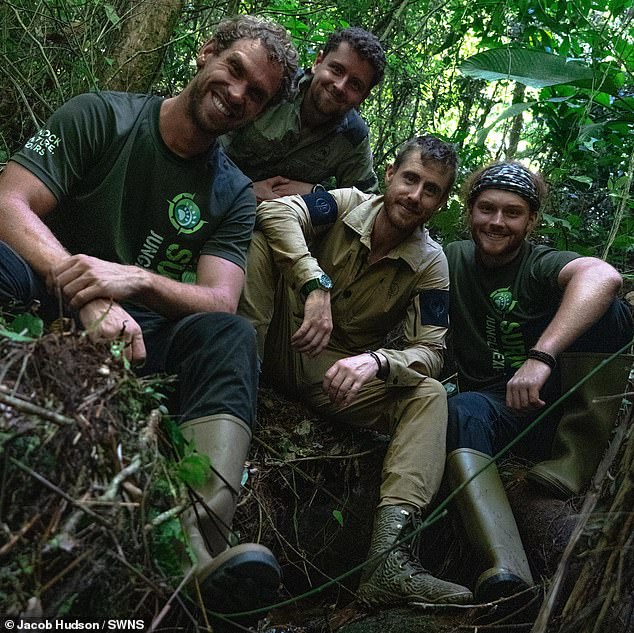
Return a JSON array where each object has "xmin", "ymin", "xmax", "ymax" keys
[
  {"xmin": 199, "ymin": 543, "xmax": 282, "ymax": 616},
  {"xmin": 358, "ymin": 584, "xmax": 474, "ymax": 609}
]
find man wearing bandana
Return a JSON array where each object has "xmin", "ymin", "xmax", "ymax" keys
[
  {"xmin": 239, "ymin": 135, "xmax": 474, "ymax": 608},
  {"xmin": 444, "ymin": 160, "xmax": 633, "ymax": 604}
]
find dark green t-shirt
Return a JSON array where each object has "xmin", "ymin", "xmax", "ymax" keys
[
  {"xmin": 446, "ymin": 240, "xmax": 579, "ymax": 390},
  {"xmin": 12, "ymin": 91, "xmax": 255, "ymax": 282}
]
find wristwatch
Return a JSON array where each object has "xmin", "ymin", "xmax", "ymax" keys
[{"xmin": 300, "ymin": 272, "xmax": 333, "ymax": 300}]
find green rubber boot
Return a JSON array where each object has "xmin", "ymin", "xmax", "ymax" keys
[
  {"xmin": 357, "ymin": 505, "xmax": 473, "ymax": 607},
  {"xmin": 179, "ymin": 414, "xmax": 281, "ymax": 627},
  {"xmin": 528, "ymin": 353, "xmax": 633, "ymax": 498},
  {"xmin": 447, "ymin": 449, "xmax": 533, "ymax": 603}
]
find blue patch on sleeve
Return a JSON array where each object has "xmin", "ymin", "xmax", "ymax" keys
[
  {"xmin": 301, "ymin": 191, "xmax": 338, "ymax": 226},
  {"xmin": 419, "ymin": 289, "xmax": 449, "ymax": 327}
]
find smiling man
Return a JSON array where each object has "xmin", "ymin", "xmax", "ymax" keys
[
  {"xmin": 219, "ymin": 26, "xmax": 385, "ymax": 202},
  {"xmin": 239, "ymin": 135, "xmax": 474, "ymax": 608},
  {"xmin": 0, "ymin": 15, "xmax": 298, "ymax": 626},
  {"xmin": 444, "ymin": 161, "xmax": 633, "ymax": 605}
]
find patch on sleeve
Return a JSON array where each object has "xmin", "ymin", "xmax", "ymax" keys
[
  {"xmin": 419, "ymin": 289, "xmax": 449, "ymax": 327},
  {"xmin": 301, "ymin": 191, "xmax": 338, "ymax": 226}
]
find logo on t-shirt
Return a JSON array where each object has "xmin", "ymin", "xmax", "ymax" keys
[
  {"xmin": 168, "ymin": 192, "xmax": 206, "ymax": 234},
  {"xmin": 489, "ymin": 287, "xmax": 517, "ymax": 314},
  {"xmin": 25, "ymin": 128, "xmax": 62, "ymax": 156}
]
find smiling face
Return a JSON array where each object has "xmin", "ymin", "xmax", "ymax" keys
[
  {"xmin": 381, "ymin": 153, "xmax": 451, "ymax": 235},
  {"xmin": 187, "ymin": 38, "xmax": 283, "ymax": 136},
  {"xmin": 469, "ymin": 189, "xmax": 537, "ymax": 267},
  {"xmin": 304, "ymin": 42, "xmax": 375, "ymax": 121}
]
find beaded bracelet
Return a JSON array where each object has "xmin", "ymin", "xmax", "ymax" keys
[{"xmin": 527, "ymin": 348, "xmax": 557, "ymax": 369}]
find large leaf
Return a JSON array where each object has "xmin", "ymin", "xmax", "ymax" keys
[
  {"xmin": 460, "ymin": 48, "xmax": 623, "ymax": 95},
  {"xmin": 476, "ymin": 101, "xmax": 537, "ymax": 145}
]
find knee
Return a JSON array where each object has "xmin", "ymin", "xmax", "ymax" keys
[
  {"xmin": 447, "ymin": 393, "xmax": 495, "ymax": 454},
  {"xmin": 171, "ymin": 312, "xmax": 256, "ymax": 363},
  {"xmin": 411, "ymin": 377, "xmax": 446, "ymax": 401}
]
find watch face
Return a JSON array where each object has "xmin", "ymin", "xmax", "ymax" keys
[{"xmin": 319, "ymin": 273, "xmax": 333, "ymax": 290}]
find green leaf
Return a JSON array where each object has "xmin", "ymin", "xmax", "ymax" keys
[
  {"xmin": 0, "ymin": 324, "xmax": 35, "ymax": 342},
  {"xmin": 177, "ymin": 453, "xmax": 211, "ymax": 487},
  {"xmin": 569, "ymin": 175, "xmax": 593, "ymax": 186},
  {"xmin": 103, "ymin": 4, "xmax": 120, "ymax": 26},
  {"xmin": 332, "ymin": 509, "xmax": 344, "ymax": 527},
  {"xmin": 460, "ymin": 47, "xmax": 623, "ymax": 95},
  {"xmin": 1, "ymin": 313, "xmax": 44, "ymax": 340},
  {"xmin": 476, "ymin": 101, "xmax": 536, "ymax": 145}
]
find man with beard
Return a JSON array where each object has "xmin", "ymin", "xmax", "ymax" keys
[
  {"xmin": 0, "ymin": 15, "xmax": 298, "ymax": 625},
  {"xmin": 238, "ymin": 135, "xmax": 474, "ymax": 608},
  {"xmin": 443, "ymin": 161, "xmax": 633, "ymax": 605},
  {"xmin": 219, "ymin": 26, "xmax": 385, "ymax": 202}
]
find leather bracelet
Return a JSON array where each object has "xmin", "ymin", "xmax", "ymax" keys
[
  {"xmin": 527, "ymin": 348, "xmax": 557, "ymax": 369},
  {"xmin": 365, "ymin": 350, "xmax": 388, "ymax": 380}
]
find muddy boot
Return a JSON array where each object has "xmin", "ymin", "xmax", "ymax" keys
[
  {"xmin": 528, "ymin": 353, "xmax": 633, "ymax": 498},
  {"xmin": 446, "ymin": 448, "xmax": 533, "ymax": 603},
  {"xmin": 357, "ymin": 505, "xmax": 473, "ymax": 607},
  {"xmin": 180, "ymin": 414, "xmax": 281, "ymax": 629}
]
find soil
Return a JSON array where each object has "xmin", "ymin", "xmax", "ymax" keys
[{"xmin": 1, "ymin": 330, "xmax": 633, "ymax": 633}]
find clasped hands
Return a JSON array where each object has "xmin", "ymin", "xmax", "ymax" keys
[{"xmin": 48, "ymin": 254, "xmax": 146, "ymax": 363}]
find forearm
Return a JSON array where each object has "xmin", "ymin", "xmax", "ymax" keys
[
  {"xmin": 534, "ymin": 260, "xmax": 622, "ymax": 357},
  {"xmin": 133, "ymin": 267, "xmax": 240, "ymax": 318},
  {"xmin": 0, "ymin": 188, "xmax": 69, "ymax": 277}
]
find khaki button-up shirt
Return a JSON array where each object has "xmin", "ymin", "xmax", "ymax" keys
[{"xmin": 256, "ymin": 188, "xmax": 449, "ymax": 386}]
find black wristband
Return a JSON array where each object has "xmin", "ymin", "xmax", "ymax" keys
[
  {"xmin": 527, "ymin": 348, "xmax": 557, "ymax": 369},
  {"xmin": 365, "ymin": 350, "xmax": 388, "ymax": 380}
]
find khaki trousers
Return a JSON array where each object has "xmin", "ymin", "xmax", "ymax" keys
[{"xmin": 239, "ymin": 231, "xmax": 447, "ymax": 510}]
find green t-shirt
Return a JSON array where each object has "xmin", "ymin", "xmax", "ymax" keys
[
  {"xmin": 12, "ymin": 91, "xmax": 255, "ymax": 282},
  {"xmin": 446, "ymin": 240, "xmax": 579, "ymax": 390}
]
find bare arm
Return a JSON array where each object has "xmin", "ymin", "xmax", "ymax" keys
[
  {"xmin": 52, "ymin": 252, "xmax": 245, "ymax": 318},
  {"xmin": 506, "ymin": 257, "xmax": 622, "ymax": 410},
  {"xmin": 0, "ymin": 162, "xmax": 146, "ymax": 362},
  {"xmin": 0, "ymin": 162, "xmax": 68, "ymax": 274}
]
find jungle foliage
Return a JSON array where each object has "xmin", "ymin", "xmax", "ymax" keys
[{"xmin": 1, "ymin": 0, "xmax": 632, "ymax": 273}]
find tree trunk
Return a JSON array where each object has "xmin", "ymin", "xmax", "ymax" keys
[{"xmin": 105, "ymin": 0, "xmax": 185, "ymax": 93}]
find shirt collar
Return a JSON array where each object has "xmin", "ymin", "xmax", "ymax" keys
[{"xmin": 343, "ymin": 196, "xmax": 433, "ymax": 271}]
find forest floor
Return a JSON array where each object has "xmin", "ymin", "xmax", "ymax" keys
[{"xmin": 1, "ymin": 321, "xmax": 633, "ymax": 633}]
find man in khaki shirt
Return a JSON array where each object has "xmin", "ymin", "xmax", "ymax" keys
[{"xmin": 239, "ymin": 135, "xmax": 473, "ymax": 608}]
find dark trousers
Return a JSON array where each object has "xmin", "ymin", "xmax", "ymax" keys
[
  {"xmin": 0, "ymin": 241, "xmax": 258, "ymax": 427},
  {"xmin": 447, "ymin": 298, "xmax": 634, "ymax": 458}
]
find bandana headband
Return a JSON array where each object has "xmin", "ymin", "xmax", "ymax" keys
[{"xmin": 468, "ymin": 163, "xmax": 541, "ymax": 212}]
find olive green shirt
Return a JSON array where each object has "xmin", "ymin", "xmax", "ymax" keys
[{"xmin": 219, "ymin": 73, "xmax": 378, "ymax": 193}]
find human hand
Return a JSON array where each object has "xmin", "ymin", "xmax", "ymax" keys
[
  {"xmin": 322, "ymin": 353, "xmax": 378, "ymax": 407},
  {"xmin": 49, "ymin": 254, "xmax": 144, "ymax": 310},
  {"xmin": 253, "ymin": 176, "xmax": 291, "ymax": 203},
  {"xmin": 79, "ymin": 298, "xmax": 146, "ymax": 364},
  {"xmin": 268, "ymin": 179, "xmax": 314, "ymax": 198},
  {"xmin": 505, "ymin": 359, "xmax": 552, "ymax": 410},
  {"xmin": 290, "ymin": 290, "xmax": 332, "ymax": 357}
]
